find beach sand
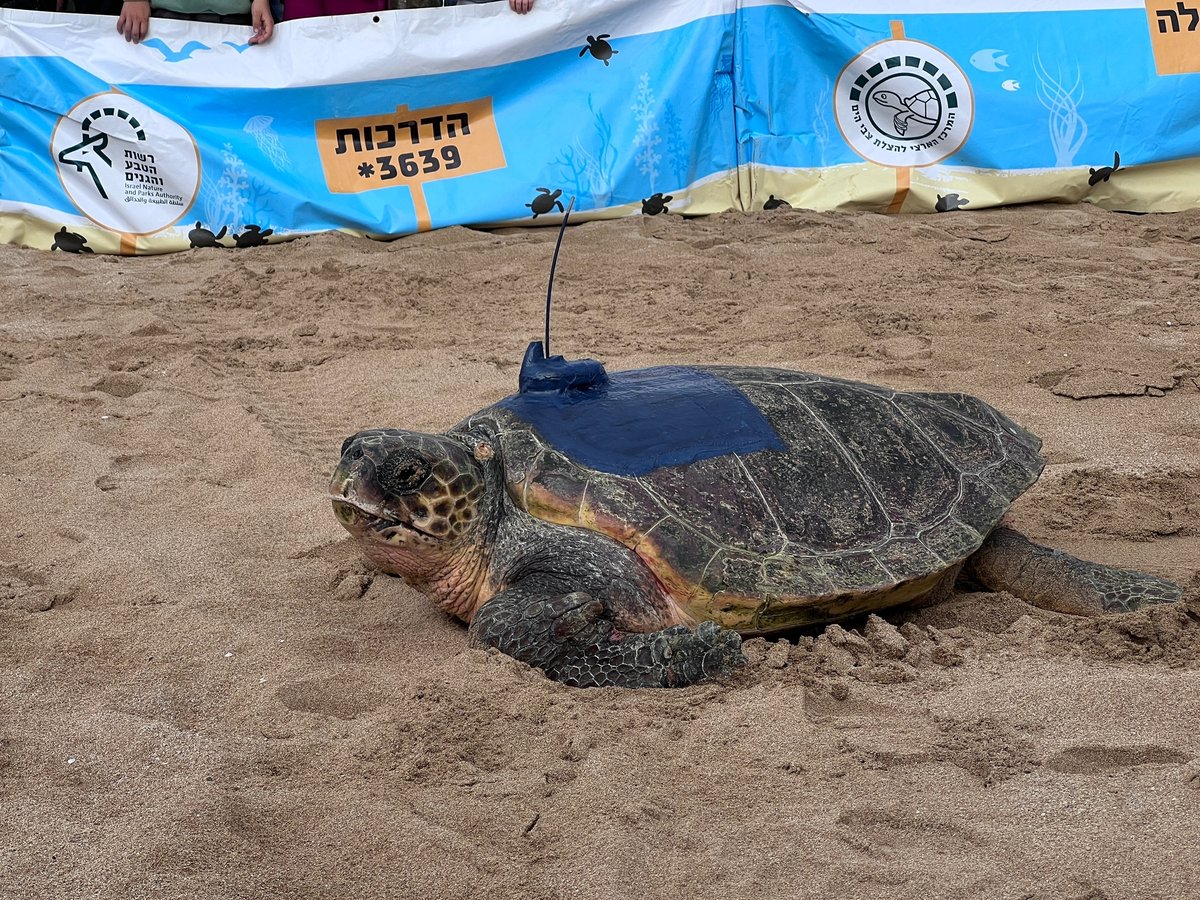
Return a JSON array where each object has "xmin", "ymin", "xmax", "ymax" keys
[{"xmin": 2, "ymin": 204, "xmax": 1199, "ymax": 899}]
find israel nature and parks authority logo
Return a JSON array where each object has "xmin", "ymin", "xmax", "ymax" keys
[
  {"xmin": 834, "ymin": 39, "xmax": 974, "ymax": 168},
  {"xmin": 52, "ymin": 91, "xmax": 200, "ymax": 235}
]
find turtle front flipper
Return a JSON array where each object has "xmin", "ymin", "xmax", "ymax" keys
[
  {"xmin": 968, "ymin": 526, "xmax": 1181, "ymax": 615},
  {"xmin": 468, "ymin": 583, "xmax": 745, "ymax": 688}
]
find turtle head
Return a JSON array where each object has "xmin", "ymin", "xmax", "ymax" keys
[
  {"xmin": 871, "ymin": 90, "xmax": 903, "ymax": 109},
  {"xmin": 330, "ymin": 429, "xmax": 493, "ymax": 582}
]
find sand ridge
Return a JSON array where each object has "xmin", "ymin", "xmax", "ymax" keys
[{"xmin": 1, "ymin": 204, "xmax": 1199, "ymax": 898}]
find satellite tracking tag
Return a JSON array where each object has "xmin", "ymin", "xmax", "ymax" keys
[
  {"xmin": 517, "ymin": 340, "xmax": 608, "ymax": 393},
  {"xmin": 504, "ymin": 191, "xmax": 783, "ymax": 475},
  {"xmin": 498, "ymin": 366, "xmax": 785, "ymax": 477}
]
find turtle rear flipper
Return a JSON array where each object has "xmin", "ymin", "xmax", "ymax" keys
[
  {"xmin": 469, "ymin": 582, "xmax": 745, "ymax": 688},
  {"xmin": 968, "ymin": 526, "xmax": 1181, "ymax": 615}
]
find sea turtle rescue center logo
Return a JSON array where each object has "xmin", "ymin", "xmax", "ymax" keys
[
  {"xmin": 51, "ymin": 92, "xmax": 200, "ymax": 235},
  {"xmin": 834, "ymin": 39, "xmax": 974, "ymax": 168}
]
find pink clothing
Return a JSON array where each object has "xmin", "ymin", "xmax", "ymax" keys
[{"xmin": 284, "ymin": 0, "xmax": 387, "ymax": 19}]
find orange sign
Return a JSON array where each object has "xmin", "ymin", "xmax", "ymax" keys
[
  {"xmin": 315, "ymin": 97, "xmax": 506, "ymax": 231},
  {"xmin": 1145, "ymin": 0, "xmax": 1200, "ymax": 74}
]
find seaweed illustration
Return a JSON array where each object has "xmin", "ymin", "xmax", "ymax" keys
[
  {"xmin": 1034, "ymin": 51, "xmax": 1088, "ymax": 167},
  {"xmin": 659, "ymin": 100, "xmax": 688, "ymax": 191},
  {"xmin": 200, "ymin": 142, "xmax": 279, "ymax": 234},
  {"xmin": 202, "ymin": 143, "xmax": 248, "ymax": 230},
  {"xmin": 243, "ymin": 115, "xmax": 291, "ymax": 171},
  {"xmin": 552, "ymin": 95, "xmax": 618, "ymax": 208},
  {"xmin": 812, "ymin": 77, "xmax": 832, "ymax": 159},
  {"xmin": 632, "ymin": 72, "xmax": 662, "ymax": 192}
]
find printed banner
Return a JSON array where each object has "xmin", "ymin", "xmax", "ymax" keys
[{"xmin": 1, "ymin": 0, "xmax": 1198, "ymax": 254}]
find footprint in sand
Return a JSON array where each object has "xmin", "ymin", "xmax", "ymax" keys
[
  {"xmin": 836, "ymin": 803, "xmax": 984, "ymax": 855},
  {"xmin": 89, "ymin": 373, "xmax": 148, "ymax": 398},
  {"xmin": 1044, "ymin": 745, "xmax": 1191, "ymax": 774},
  {"xmin": 275, "ymin": 677, "xmax": 382, "ymax": 720}
]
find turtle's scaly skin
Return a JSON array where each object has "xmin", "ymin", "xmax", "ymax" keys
[
  {"xmin": 969, "ymin": 527, "xmax": 1181, "ymax": 615},
  {"xmin": 332, "ymin": 365, "xmax": 1181, "ymax": 688}
]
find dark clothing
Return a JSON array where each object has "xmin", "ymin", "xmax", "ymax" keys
[{"xmin": 151, "ymin": 5, "xmax": 251, "ymax": 22}]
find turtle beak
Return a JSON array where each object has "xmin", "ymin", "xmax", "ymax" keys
[
  {"xmin": 330, "ymin": 433, "xmax": 389, "ymax": 521},
  {"xmin": 330, "ymin": 430, "xmax": 430, "ymax": 532}
]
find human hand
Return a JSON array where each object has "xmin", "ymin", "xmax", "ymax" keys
[
  {"xmin": 508, "ymin": 0, "xmax": 532, "ymax": 12},
  {"xmin": 249, "ymin": 0, "xmax": 273, "ymax": 44},
  {"xmin": 116, "ymin": 0, "xmax": 150, "ymax": 43}
]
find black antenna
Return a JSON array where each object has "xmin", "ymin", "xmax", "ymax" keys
[{"xmin": 544, "ymin": 195, "xmax": 575, "ymax": 358}]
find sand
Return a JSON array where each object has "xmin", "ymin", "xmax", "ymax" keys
[{"xmin": 2, "ymin": 204, "xmax": 1199, "ymax": 899}]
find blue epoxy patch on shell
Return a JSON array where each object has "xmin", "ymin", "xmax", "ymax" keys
[{"xmin": 497, "ymin": 366, "xmax": 784, "ymax": 476}]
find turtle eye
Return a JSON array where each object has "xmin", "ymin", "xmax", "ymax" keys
[{"xmin": 378, "ymin": 449, "xmax": 431, "ymax": 495}]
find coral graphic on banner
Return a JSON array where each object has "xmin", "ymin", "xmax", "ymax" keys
[
  {"xmin": 202, "ymin": 144, "xmax": 248, "ymax": 231},
  {"xmin": 834, "ymin": 39, "xmax": 974, "ymax": 167},
  {"xmin": 632, "ymin": 73, "xmax": 662, "ymax": 191},
  {"xmin": 553, "ymin": 96, "xmax": 617, "ymax": 209},
  {"xmin": 52, "ymin": 92, "xmax": 200, "ymax": 235}
]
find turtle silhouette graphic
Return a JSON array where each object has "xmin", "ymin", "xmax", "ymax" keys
[
  {"xmin": 189, "ymin": 222, "xmax": 228, "ymax": 248},
  {"xmin": 233, "ymin": 225, "xmax": 273, "ymax": 248},
  {"xmin": 872, "ymin": 88, "xmax": 938, "ymax": 137},
  {"xmin": 763, "ymin": 195, "xmax": 791, "ymax": 211},
  {"xmin": 579, "ymin": 34, "xmax": 618, "ymax": 66},
  {"xmin": 641, "ymin": 193, "xmax": 672, "ymax": 216},
  {"xmin": 50, "ymin": 226, "xmax": 92, "ymax": 254},
  {"xmin": 1088, "ymin": 152, "xmax": 1121, "ymax": 187},
  {"xmin": 935, "ymin": 193, "xmax": 970, "ymax": 212},
  {"xmin": 526, "ymin": 188, "xmax": 565, "ymax": 218}
]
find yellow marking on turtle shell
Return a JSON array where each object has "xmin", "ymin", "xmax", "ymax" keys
[{"xmin": 518, "ymin": 482, "xmax": 950, "ymax": 633}]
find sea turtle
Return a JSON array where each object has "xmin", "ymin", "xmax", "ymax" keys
[
  {"xmin": 50, "ymin": 226, "xmax": 92, "ymax": 254},
  {"xmin": 526, "ymin": 188, "xmax": 565, "ymax": 218},
  {"xmin": 935, "ymin": 193, "xmax": 969, "ymax": 213},
  {"xmin": 641, "ymin": 193, "xmax": 672, "ymax": 216},
  {"xmin": 233, "ymin": 224, "xmax": 273, "ymax": 248},
  {"xmin": 330, "ymin": 344, "xmax": 1181, "ymax": 689},
  {"xmin": 1089, "ymin": 151, "xmax": 1121, "ymax": 187},
  {"xmin": 189, "ymin": 221, "xmax": 228, "ymax": 248},
  {"xmin": 872, "ymin": 88, "xmax": 937, "ymax": 137},
  {"xmin": 579, "ymin": 34, "xmax": 618, "ymax": 66}
]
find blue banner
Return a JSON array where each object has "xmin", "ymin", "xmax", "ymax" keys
[{"xmin": 1, "ymin": 0, "xmax": 1198, "ymax": 254}]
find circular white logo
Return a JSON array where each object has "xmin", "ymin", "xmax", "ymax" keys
[
  {"xmin": 834, "ymin": 39, "xmax": 974, "ymax": 168},
  {"xmin": 52, "ymin": 92, "xmax": 200, "ymax": 235}
]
